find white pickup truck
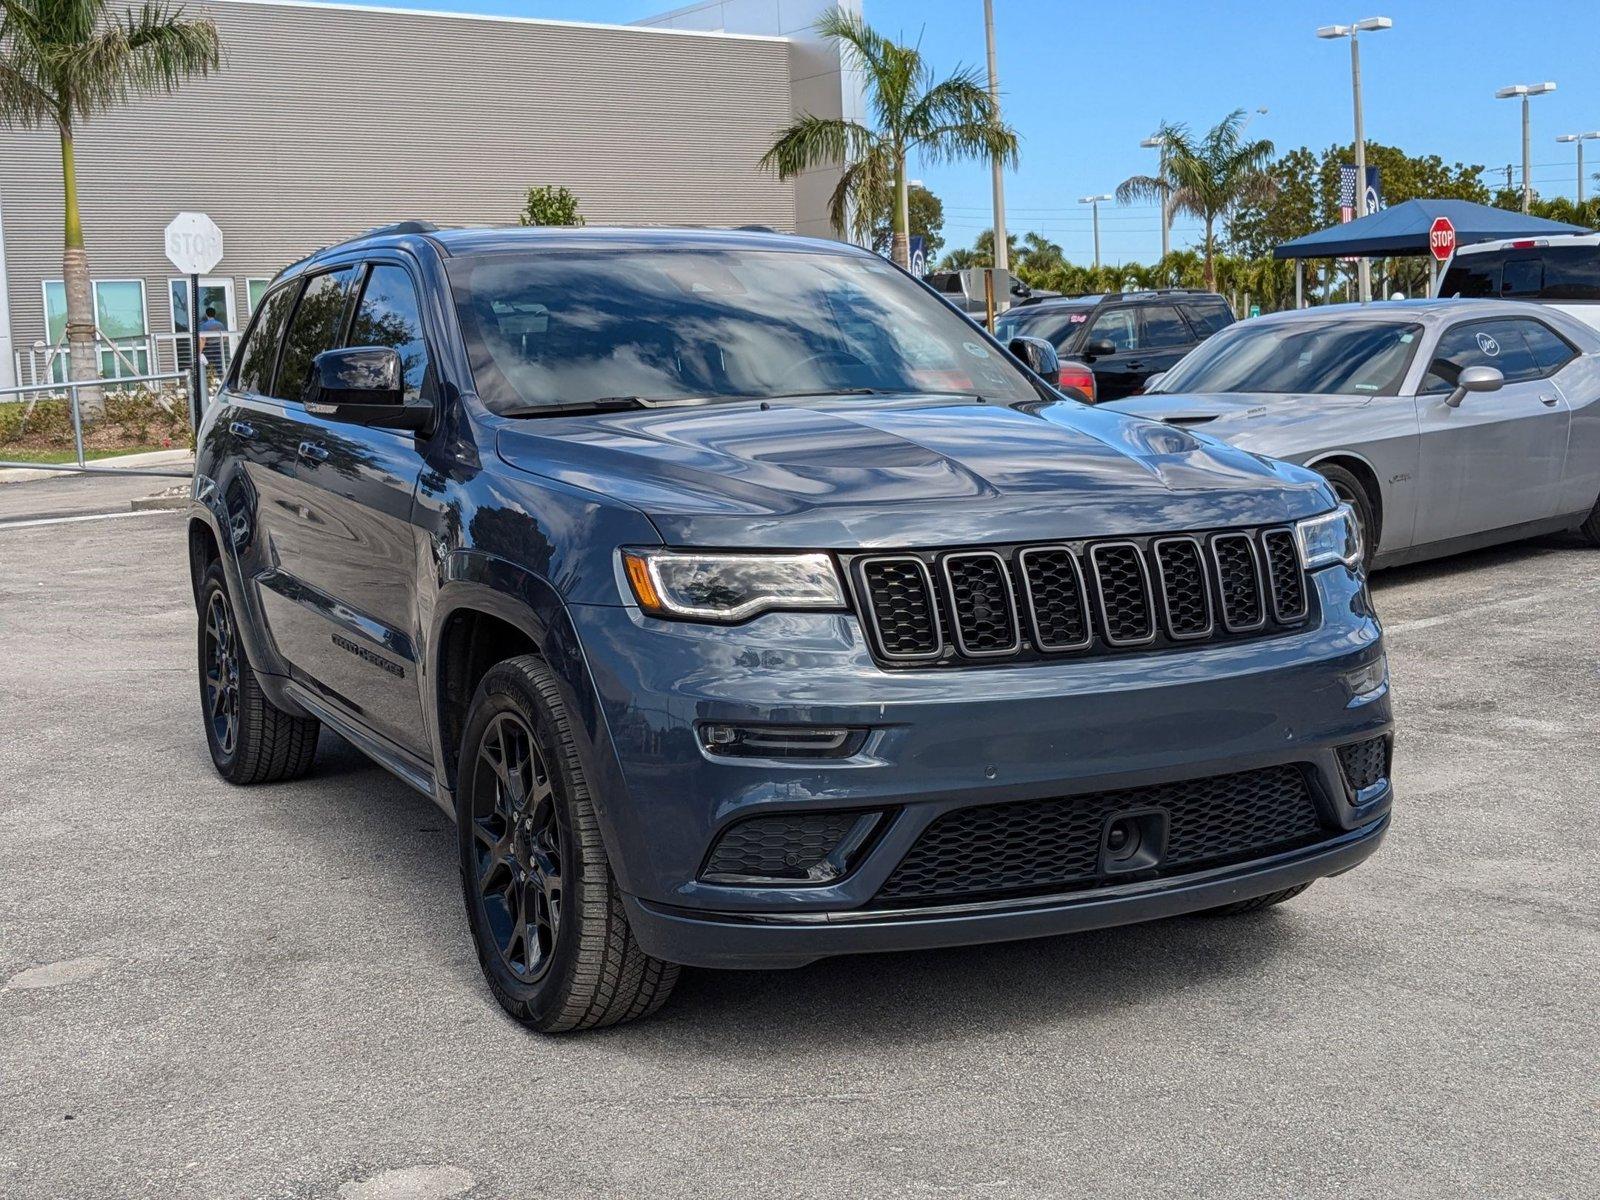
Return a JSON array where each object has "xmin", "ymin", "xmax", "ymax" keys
[{"xmin": 1435, "ymin": 232, "xmax": 1600, "ymax": 331}]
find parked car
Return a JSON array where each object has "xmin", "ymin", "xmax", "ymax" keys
[
  {"xmin": 1104, "ymin": 300, "xmax": 1600, "ymax": 568},
  {"xmin": 189, "ymin": 224, "xmax": 1390, "ymax": 1032},
  {"xmin": 996, "ymin": 289, "xmax": 1236, "ymax": 402},
  {"xmin": 1436, "ymin": 232, "xmax": 1600, "ymax": 332}
]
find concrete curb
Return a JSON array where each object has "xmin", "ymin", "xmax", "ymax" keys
[{"xmin": 0, "ymin": 448, "xmax": 194, "ymax": 486}]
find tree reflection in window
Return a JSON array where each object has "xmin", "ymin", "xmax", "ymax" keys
[{"xmin": 350, "ymin": 266, "xmax": 430, "ymax": 404}]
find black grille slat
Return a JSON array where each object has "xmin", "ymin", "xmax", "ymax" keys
[
  {"xmin": 853, "ymin": 525, "xmax": 1310, "ymax": 668},
  {"xmin": 1337, "ymin": 736, "xmax": 1389, "ymax": 793},
  {"xmin": 1153, "ymin": 537, "xmax": 1213, "ymax": 639},
  {"xmin": 942, "ymin": 552, "xmax": 1020, "ymax": 655},
  {"xmin": 1019, "ymin": 547, "xmax": 1091, "ymax": 652},
  {"xmin": 1089, "ymin": 542, "xmax": 1156, "ymax": 645},
  {"xmin": 876, "ymin": 765, "xmax": 1322, "ymax": 904},
  {"xmin": 1212, "ymin": 533, "xmax": 1266, "ymax": 631},
  {"xmin": 860, "ymin": 557, "xmax": 941, "ymax": 660},
  {"xmin": 1262, "ymin": 529, "xmax": 1308, "ymax": 623}
]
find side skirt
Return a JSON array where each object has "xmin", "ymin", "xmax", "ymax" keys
[
  {"xmin": 281, "ymin": 679, "xmax": 449, "ymax": 815},
  {"xmin": 1373, "ymin": 510, "xmax": 1585, "ymax": 570}
]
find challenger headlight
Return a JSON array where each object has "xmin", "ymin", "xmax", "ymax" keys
[
  {"xmin": 621, "ymin": 550, "xmax": 846, "ymax": 622},
  {"xmin": 1296, "ymin": 504, "xmax": 1363, "ymax": 569}
]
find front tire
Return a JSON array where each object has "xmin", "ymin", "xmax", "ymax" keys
[
  {"xmin": 457, "ymin": 656, "xmax": 679, "ymax": 1032},
  {"xmin": 1315, "ymin": 464, "xmax": 1377, "ymax": 568},
  {"xmin": 197, "ymin": 560, "xmax": 320, "ymax": 784}
]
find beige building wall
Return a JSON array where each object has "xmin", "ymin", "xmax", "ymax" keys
[{"xmin": 0, "ymin": 0, "xmax": 857, "ymax": 388}]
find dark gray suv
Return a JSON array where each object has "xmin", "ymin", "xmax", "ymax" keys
[{"xmin": 189, "ymin": 224, "xmax": 1391, "ymax": 1032}]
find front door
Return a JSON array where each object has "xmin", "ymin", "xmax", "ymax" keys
[
  {"xmin": 1081, "ymin": 306, "xmax": 1144, "ymax": 401},
  {"xmin": 171, "ymin": 277, "xmax": 238, "ymax": 375},
  {"xmin": 1413, "ymin": 316, "xmax": 1572, "ymax": 546}
]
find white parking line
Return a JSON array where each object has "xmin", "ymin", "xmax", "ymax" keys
[
  {"xmin": 1384, "ymin": 591, "xmax": 1556, "ymax": 635},
  {"xmin": 0, "ymin": 508, "xmax": 178, "ymax": 531}
]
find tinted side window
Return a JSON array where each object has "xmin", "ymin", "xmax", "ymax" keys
[
  {"xmin": 1181, "ymin": 300, "xmax": 1234, "ymax": 336},
  {"xmin": 1541, "ymin": 247, "xmax": 1600, "ymax": 300},
  {"xmin": 349, "ymin": 265, "xmax": 431, "ymax": 404},
  {"xmin": 1140, "ymin": 305, "xmax": 1193, "ymax": 349},
  {"xmin": 1517, "ymin": 321, "xmax": 1576, "ymax": 374},
  {"xmin": 233, "ymin": 284, "xmax": 298, "ymax": 395},
  {"xmin": 1439, "ymin": 255, "xmax": 1499, "ymax": 298},
  {"xmin": 273, "ymin": 268, "xmax": 357, "ymax": 402},
  {"xmin": 1500, "ymin": 256, "xmax": 1543, "ymax": 297},
  {"xmin": 1421, "ymin": 320, "xmax": 1542, "ymax": 392},
  {"xmin": 1087, "ymin": 307, "xmax": 1138, "ymax": 351}
]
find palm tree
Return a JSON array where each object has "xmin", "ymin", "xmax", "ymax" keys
[
  {"xmin": 1116, "ymin": 110, "xmax": 1275, "ymax": 292},
  {"xmin": 760, "ymin": 6, "xmax": 1018, "ymax": 268},
  {"xmin": 1, "ymin": 0, "xmax": 220, "ymax": 402}
]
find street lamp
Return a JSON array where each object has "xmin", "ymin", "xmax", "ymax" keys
[
  {"xmin": 1139, "ymin": 133, "xmax": 1171, "ymax": 260},
  {"xmin": 1318, "ymin": 17, "xmax": 1392, "ymax": 305},
  {"xmin": 1556, "ymin": 131, "xmax": 1600, "ymax": 206},
  {"xmin": 1080, "ymin": 194, "xmax": 1112, "ymax": 269},
  {"xmin": 1495, "ymin": 82, "xmax": 1557, "ymax": 213}
]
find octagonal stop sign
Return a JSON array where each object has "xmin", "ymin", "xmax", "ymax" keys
[
  {"xmin": 164, "ymin": 212, "xmax": 224, "ymax": 275},
  {"xmin": 1429, "ymin": 216, "xmax": 1456, "ymax": 262}
]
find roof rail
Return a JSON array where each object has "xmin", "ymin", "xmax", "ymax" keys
[{"xmin": 362, "ymin": 220, "xmax": 439, "ymax": 237}]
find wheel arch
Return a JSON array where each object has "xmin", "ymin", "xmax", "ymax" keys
[{"xmin": 1305, "ymin": 451, "xmax": 1385, "ymax": 548}]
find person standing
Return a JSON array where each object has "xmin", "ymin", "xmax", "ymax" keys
[{"xmin": 198, "ymin": 305, "xmax": 226, "ymax": 383}]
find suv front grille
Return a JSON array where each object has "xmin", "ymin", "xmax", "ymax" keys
[
  {"xmin": 874, "ymin": 764, "xmax": 1324, "ymax": 905},
  {"xmin": 850, "ymin": 525, "xmax": 1313, "ymax": 668}
]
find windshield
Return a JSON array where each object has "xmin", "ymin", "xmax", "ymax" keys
[
  {"xmin": 1153, "ymin": 318, "xmax": 1423, "ymax": 397},
  {"xmin": 995, "ymin": 306, "xmax": 1094, "ymax": 351},
  {"xmin": 447, "ymin": 247, "xmax": 1041, "ymax": 412}
]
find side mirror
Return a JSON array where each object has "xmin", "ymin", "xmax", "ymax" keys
[
  {"xmin": 1008, "ymin": 335, "xmax": 1060, "ymax": 387},
  {"xmin": 307, "ymin": 346, "xmax": 431, "ymax": 431},
  {"xmin": 1445, "ymin": 363, "xmax": 1504, "ymax": 408},
  {"xmin": 1083, "ymin": 338, "xmax": 1117, "ymax": 360}
]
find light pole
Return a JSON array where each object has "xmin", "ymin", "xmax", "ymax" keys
[
  {"xmin": 1080, "ymin": 194, "xmax": 1112, "ymax": 269},
  {"xmin": 1556, "ymin": 131, "xmax": 1599, "ymax": 206},
  {"xmin": 1318, "ymin": 17, "xmax": 1392, "ymax": 305},
  {"xmin": 983, "ymin": 0, "xmax": 1007, "ymax": 275},
  {"xmin": 1495, "ymin": 82, "xmax": 1556, "ymax": 212},
  {"xmin": 1139, "ymin": 133, "xmax": 1170, "ymax": 260}
]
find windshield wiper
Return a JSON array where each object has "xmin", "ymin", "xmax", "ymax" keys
[{"xmin": 499, "ymin": 396, "xmax": 720, "ymax": 418}]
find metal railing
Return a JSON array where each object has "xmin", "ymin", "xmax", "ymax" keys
[
  {"xmin": 0, "ymin": 368, "xmax": 202, "ymax": 477},
  {"xmin": 13, "ymin": 330, "xmax": 242, "ymax": 388}
]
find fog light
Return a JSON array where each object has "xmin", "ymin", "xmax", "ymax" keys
[
  {"xmin": 1342, "ymin": 655, "xmax": 1388, "ymax": 699},
  {"xmin": 698, "ymin": 723, "xmax": 867, "ymax": 760}
]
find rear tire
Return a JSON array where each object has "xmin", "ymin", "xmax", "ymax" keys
[
  {"xmin": 457, "ymin": 655, "xmax": 679, "ymax": 1032},
  {"xmin": 1203, "ymin": 882, "xmax": 1312, "ymax": 916},
  {"xmin": 1315, "ymin": 464, "xmax": 1377, "ymax": 568},
  {"xmin": 197, "ymin": 561, "xmax": 320, "ymax": 785},
  {"xmin": 1579, "ymin": 494, "xmax": 1600, "ymax": 547}
]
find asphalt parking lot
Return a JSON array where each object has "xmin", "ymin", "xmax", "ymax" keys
[{"xmin": 2, "ymin": 479, "xmax": 1596, "ymax": 1200}]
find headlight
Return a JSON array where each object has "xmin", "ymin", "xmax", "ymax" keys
[
  {"xmin": 621, "ymin": 550, "xmax": 845, "ymax": 622},
  {"xmin": 1296, "ymin": 504, "xmax": 1363, "ymax": 569}
]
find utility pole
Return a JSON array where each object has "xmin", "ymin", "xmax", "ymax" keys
[
  {"xmin": 1318, "ymin": 18, "xmax": 1392, "ymax": 305},
  {"xmin": 983, "ymin": 0, "xmax": 1008, "ymax": 276},
  {"xmin": 1495, "ymin": 82, "xmax": 1556, "ymax": 212}
]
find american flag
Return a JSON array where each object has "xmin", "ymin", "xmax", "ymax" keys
[{"xmin": 1339, "ymin": 165, "xmax": 1359, "ymax": 223}]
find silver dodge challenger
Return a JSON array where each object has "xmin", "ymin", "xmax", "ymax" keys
[{"xmin": 1103, "ymin": 299, "xmax": 1600, "ymax": 568}]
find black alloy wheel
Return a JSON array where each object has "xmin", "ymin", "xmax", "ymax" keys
[
  {"xmin": 202, "ymin": 589, "xmax": 241, "ymax": 757},
  {"xmin": 469, "ymin": 712, "xmax": 564, "ymax": 983}
]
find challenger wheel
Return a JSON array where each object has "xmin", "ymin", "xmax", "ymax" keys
[
  {"xmin": 1315, "ymin": 465, "xmax": 1376, "ymax": 568},
  {"xmin": 197, "ymin": 561, "xmax": 320, "ymax": 784},
  {"xmin": 1579, "ymin": 493, "xmax": 1600, "ymax": 547},
  {"xmin": 457, "ymin": 656, "xmax": 679, "ymax": 1032}
]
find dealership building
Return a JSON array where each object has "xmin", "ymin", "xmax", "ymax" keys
[{"xmin": 0, "ymin": 0, "xmax": 864, "ymax": 389}]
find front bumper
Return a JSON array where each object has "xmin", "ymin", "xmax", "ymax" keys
[{"xmin": 565, "ymin": 563, "xmax": 1392, "ymax": 967}]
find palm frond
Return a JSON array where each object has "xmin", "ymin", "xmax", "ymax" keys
[{"xmin": 758, "ymin": 115, "xmax": 877, "ymax": 179}]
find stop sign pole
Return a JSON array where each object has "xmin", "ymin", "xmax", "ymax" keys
[{"xmin": 1428, "ymin": 215, "xmax": 1456, "ymax": 297}]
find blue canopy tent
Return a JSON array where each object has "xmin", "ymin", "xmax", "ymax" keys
[{"xmin": 1272, "ymin": 198, "xmax": 1589, "ymax": 305}]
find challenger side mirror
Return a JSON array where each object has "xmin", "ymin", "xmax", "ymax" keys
[
  {"xmin": 307, "ymin": 346, "xmax": 432, "ymax": 431},
  {"xmin": 1444, "ymin": 363, "xmax": 1504, "ymax": 409},
  {"xmin": 1084, "ymin": 338, "xmax": 1117, "ymax": 360},
  {"xmin": 1008, "ymin": 335, "xmax": 1060, "ymax": 387}
]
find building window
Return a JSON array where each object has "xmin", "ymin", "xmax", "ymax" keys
[
  {"xmin": 39, "ymin": 279, "xmax": 150, "ymax": 381},
  {"xmin": 169, "ymin": 277, "xmax": 237, "ymax": 372},
  {"xmin": 246, "ymin": 278, "xmax": 272, "ymax": 317}
]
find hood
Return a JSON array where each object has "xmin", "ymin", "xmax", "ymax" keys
[
  {"xmin": 495, "ymin": 394, "xmax": 1332, "ymax": 549},
  {"xmin": 1103, "ymin": 390, "xmax": 1373, "ymax": 428}
]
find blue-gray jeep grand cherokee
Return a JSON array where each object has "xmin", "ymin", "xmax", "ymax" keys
[{"xmin": 188, "ymin": 224, "xmax": 1391, "ymax": 1031}]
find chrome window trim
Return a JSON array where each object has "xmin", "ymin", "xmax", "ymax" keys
[
  {"xmin": 1209, "ymin": 531, "xmax": 1268, "ymax": 633},
  {"xmin": 1151, "ymin": 535, "xmax": 1215, "ymax": 641},
  {"xmin": 939, "ymin": 550, "xmax": 1022, "ymax": 657},
  {"xmin": 856, "ymin": 555, "xmax": 944, "ymax": 662},
  {"xmin": 1087, "ymin": 540, "xmax": 1158, "ymax": 647},
  {"xmin": 1259, "ymin": 527, "xmax": 1310, "ymax": 624},
  {"xmin": 1017, "ymin": 544, "xmax": 1093, "ymax": 653}
]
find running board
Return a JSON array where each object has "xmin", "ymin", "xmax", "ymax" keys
[{"xmin": 282, "ymin": 681, "xmax": 440, "ymax": 804}]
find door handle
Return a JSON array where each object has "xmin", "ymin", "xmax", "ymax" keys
[
  {"xmin": 297, "ymin": 440, "xmax": 330, "ymax": 463},
  {"xmin": 228, "ymin": 420, "xmax": 257, "ymax": 440}
]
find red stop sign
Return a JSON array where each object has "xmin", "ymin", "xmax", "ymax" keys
[{"xmin": 1429, "ymin": 216, "xmax": 1456, "ymax": 262}]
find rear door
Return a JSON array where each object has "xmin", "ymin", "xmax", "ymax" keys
[
  {"xmin": 1412, "ymin": 316, "xmax": 1572, "ymax": 545},
  {"xmin": 261, "ymin": 259, "xmax": 434, "ymax": 755}
]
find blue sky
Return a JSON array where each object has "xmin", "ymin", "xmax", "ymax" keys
[{"xmin": 362, "ymin": 0, "xmax": 1599, "ymax": 264}]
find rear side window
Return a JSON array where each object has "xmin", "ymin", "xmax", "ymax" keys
[
  {"xmin": 233, "ymin": 284, "xmax": 297, "ymax": 396},
  {"xmin": 349, "ymin": 265, "xmax": 431, "ymax": 404},
  {"xmin": 1517, "ymin": 321, "xmax": 1577, "ymax": 374},
  {"xmin": 1422, "ymin": 319, "xmax": 1543, "ymax": 392},
  {"xmin": 1139, "ymin": 305, "xmax": 1193, "ymax": 349},
  {"xmin": 1439, "ymin": 255, "xmax": 1500, "ymax": 298},
  {"xmin": 1542, "ymin": 247, "xmax": 1600, "ymax": 300},
  {"xmin": 273, "ymin": 267, "xmax": 358, "ymax": 402},
  {"xmin": 1181, "ymin": 300, "xmax": 1234, "ymax": 336}
]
